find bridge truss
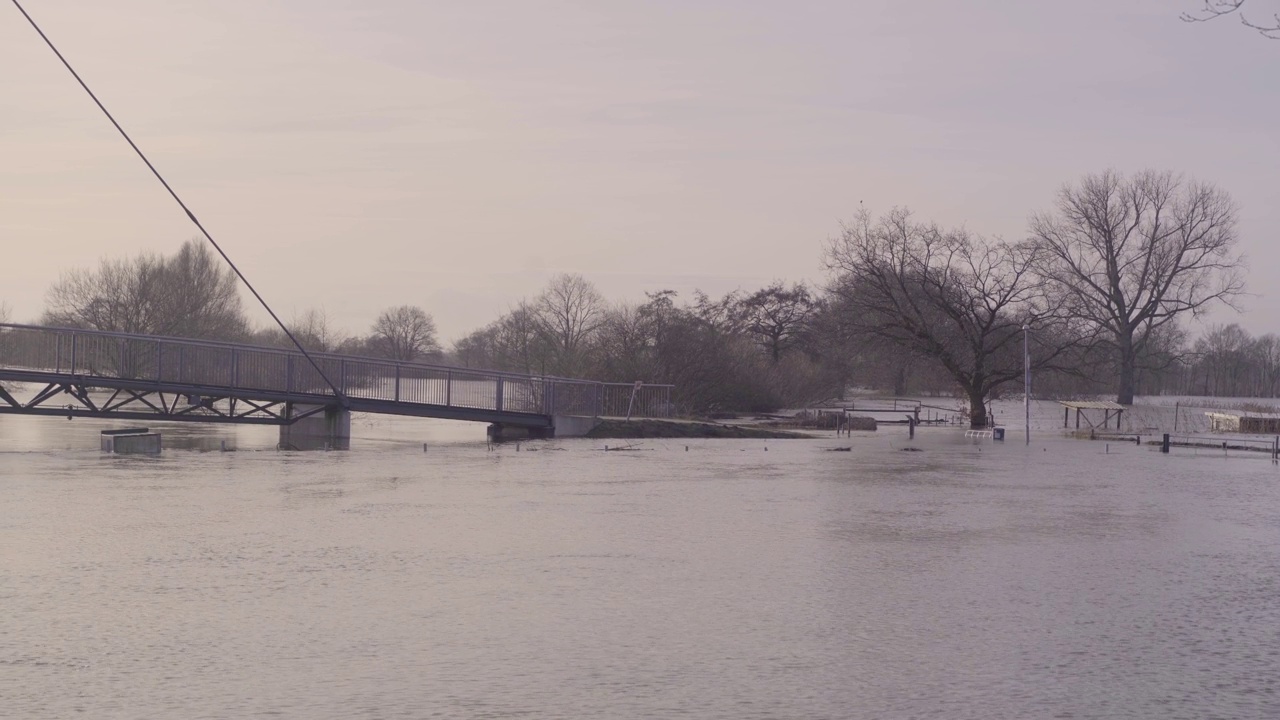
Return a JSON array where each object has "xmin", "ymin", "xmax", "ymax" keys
[{"xmin": 0, "ymin": 323, "xmax": 674, "ymax": 428}]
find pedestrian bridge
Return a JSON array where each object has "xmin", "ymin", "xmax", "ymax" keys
[{"xmin": 0, "ymin": 323, "xmax": 672, "ymax": 447}]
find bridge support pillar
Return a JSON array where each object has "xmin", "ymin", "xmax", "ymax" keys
[
  {"xmin": 280, "ymin": 404, "xmax": 350, "ymax": 450},
  {"xmin": 552, "ymin": 415, "xmax": 602, "ymax": 438},
  {"xmin": 487, "ymin": 423, "xmax": 552, "ymax": 442}
]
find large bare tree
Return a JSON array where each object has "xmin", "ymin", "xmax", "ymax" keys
[
  {"xmin": 534, "ymin": 273, "xmax": 605, "ymax": 376},
  {"xmin": 1182, "ymin": 1, "xmax": 1280, "ymax": 38},
  {"xmin": 1030, "ymin": 170, "xmax": 1245, "ymax": 405},
  {"xmin": 43, "ymin": 239, "xmax": 247, "ymax": 340},
  {"xmin": 827, "ymin": 208, "xmax": 1074, "ymax": 428},
  {"xmin": 369, "ymin": 305, "xmax": 441, "ymax": 362},
  {"xmin": 732, "ymin": 282, "xmax": 816, "ymax": 363}
]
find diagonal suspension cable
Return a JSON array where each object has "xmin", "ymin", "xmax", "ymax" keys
[{"xmin": 9, "ymin": 0, "xmax": 348, "ymax": 406}]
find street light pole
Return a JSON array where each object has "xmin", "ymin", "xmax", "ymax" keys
[{"xmin": 1022, "ymin": 324, "xmax": 1030, "ymax": 446}]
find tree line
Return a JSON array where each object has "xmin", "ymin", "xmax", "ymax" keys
[
  {"xmin": 32, "ymin": 239, "xmax": 444, "ymax": 363},
  {"xmin": 4, "ymin": 170, "xmax": 1251, "ymax": 426}
]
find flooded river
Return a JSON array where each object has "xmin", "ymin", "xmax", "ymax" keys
[{"xmin": 3, "ymin": 410, "xmax": 1278, "ymax": 718}]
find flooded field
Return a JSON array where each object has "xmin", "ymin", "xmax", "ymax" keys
[{"xmin": 3, "ymin": 407, "xmax": 1278, "ymax": 718}]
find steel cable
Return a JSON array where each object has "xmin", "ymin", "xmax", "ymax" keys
[{"xmin": 8, "ymin": 0, "xmax": 348, "ymax": 406}]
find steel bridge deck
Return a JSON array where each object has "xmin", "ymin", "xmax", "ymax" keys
[{"xmin": 0, "ymin": 324, "xmax": 672, "ymax": 428}]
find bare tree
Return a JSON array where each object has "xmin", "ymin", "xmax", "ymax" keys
[
  {"xmin": 452, "ymin": 324, "xmax": 501, "ymax": 369},
  {"xmin": 1182, "ymin": 1, "xmax": 1280, "ymax": 39},
  {"xmin": 163, "ymin": 242, "xmax": 251, "ymax": 339},
  {"xmin": 827, "ymin": 207, "xmax": 1074, "ymax": 428},
  {"xmin": 733, "ymin": 282, "xmax": 816, "ymax": 362},
  {"xmin": 534, "ymin": 273, "xmax": 605, "ymax": 376},
  {"xmin": 1195, "ymin": 323, "xmax": 1253, "ymax": 396},
  {"xmin": 1030, "ymin": 170, "xmax": 1245, "ymax": 405},
  {"xmin": 1253, "ymin": 333, "xmax": 1280, "ymax": 397},
  {"xmin": 251, "ymin": 308, "xmax": 349, "ymax": 352},
  {"xmin": 43, "ymin": 239, "xmax": 248, "ymax": 340},
  {"xmin": 369, "ymin": 305, "xmax": 441, "ymax": 362},
  {"xmin": 593, "ymin": 302, "xmax": 659, "ymax": 381},
  {"xmin": 495, "ymin": 303, "xmax": 551, "ymax": 374},
  {"xmin": 292, "ymin": 308, "xmax": 348, "ymax": 353}
]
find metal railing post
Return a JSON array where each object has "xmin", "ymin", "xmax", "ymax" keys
[
  {"xmin": 446, "ymin": 370, "xmax": 452, "ymax": 406},
  {"xmin": 177, "ymin": 345, "xmax": 184, "ymax": 383},
  {"xmin": 55, "ymin": 334, "xmax": 62, "ymax": 373},
  {"xmin": 155, "ymin": 343, "xmax": 162, "ymax": 382},
  {"xmin": 395, "ymin": 365, "xmax": 401, "ymax": 402},
  {"xmin": 340, "ymin": 359, "xmax": 347, "ymax": 396},
  {"xmin": 231, "ymin": 349, "xmax": 239, "ymax": 386},
  {"xmin": 286, "ymin": 355, "xmax": 294, "ymax": 393},
  {"xmin": 69, "ymin": 333, "xmax": 77, "ymax": 374},
  {"xmin": 495, "ymin": 377, "xmax": 503, "ymax": 412}
]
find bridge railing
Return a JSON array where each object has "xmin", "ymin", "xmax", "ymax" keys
[{"xmin": 0, "ymin": 323, "xmax": 673, "ymax": 418}]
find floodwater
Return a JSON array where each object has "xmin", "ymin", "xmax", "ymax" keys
[{"xmin": 2, "ymin": 406, "xmax": 1279, "ymax": 719}]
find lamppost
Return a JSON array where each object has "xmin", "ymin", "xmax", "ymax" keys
[{"xmin": 1022, "ymin": 324, "xmax": 1031, "ymax": 446}]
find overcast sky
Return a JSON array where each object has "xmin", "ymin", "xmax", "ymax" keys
[{"xmin": 1, "ymin": 0, "xmax": 1276, "ymax": 342}]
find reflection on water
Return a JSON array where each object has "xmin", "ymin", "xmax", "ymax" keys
[{"xmin": 2, "ymin": 410, "xmax": 1279, "ymax": 719}]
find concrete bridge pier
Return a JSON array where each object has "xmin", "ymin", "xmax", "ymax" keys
[
  {"xmin": 486, "ymin": 423, "xmax": 551, "ymax": 442},
  {"xmin": 552, "ymin": 415, "xmax": 602, "ymax": 437},
  {"xmin": 280, "ymin": 404, "xmax": 350, "ymax": 450},
  {"xmin": 486, "ymin": 415, "xmax": 601, "ymax": 442}
]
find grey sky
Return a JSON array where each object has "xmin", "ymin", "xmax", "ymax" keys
[{"xmin": 2, "ymin": 0, "xmax": 1276, "ymax": 342}]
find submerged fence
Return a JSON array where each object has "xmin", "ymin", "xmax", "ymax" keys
[{"xmin": 0, "ymin": 323, "xmax": 673, "ymax": 419}]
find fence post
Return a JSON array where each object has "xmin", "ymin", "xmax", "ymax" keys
[
  {"xmin": 155, "ymin": 344, "xmax": 162, "ymax": 382},
  {"xmin": 394, "ymin": 365, "xmax": 401, "ymax": 402},
  {"xmin": 70, "ymin": 333, "xmax": 77, "ymax": 375},
  {"xmin": 340, "ymin": 359, "xmax": 347, "ymax": 396},
  {"xmin": 445, "ymin": 370, "xmax": 452, "ymax": 406},
  {"xmin": 231, "ymin": 349, "xmax": 239, "ymax": 387},
  {"xmin": 496, "ymin": 377, "xmax": 504, "ymax": 412},
  {"xmin": 626, "ymin": 381, "xmax": 642, "ymax": 421},
  {"xmin": 1162, "ymin": 433, "xmax": 1170, "ymax": 454},
  {"xmin": 55, "ymin": 334, "xmax": 62, "ymax": 373},
  {"xmin": 286, "ymin": 355, "xmax": 294, "ymax": 393}
]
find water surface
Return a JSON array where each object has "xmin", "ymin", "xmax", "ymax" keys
[{"xmin": 2, "ymin": 412, "xmax": 1278, "ymax": 718}]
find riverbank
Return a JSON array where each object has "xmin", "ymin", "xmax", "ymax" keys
[{"xmin": 585, "ymin": 418, "xmax": 814, "ymax": 439}]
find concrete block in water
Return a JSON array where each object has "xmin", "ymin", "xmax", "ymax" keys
[{"xmin": 101, "ymin": 429, "xmax": 161, "ymax": 454}]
